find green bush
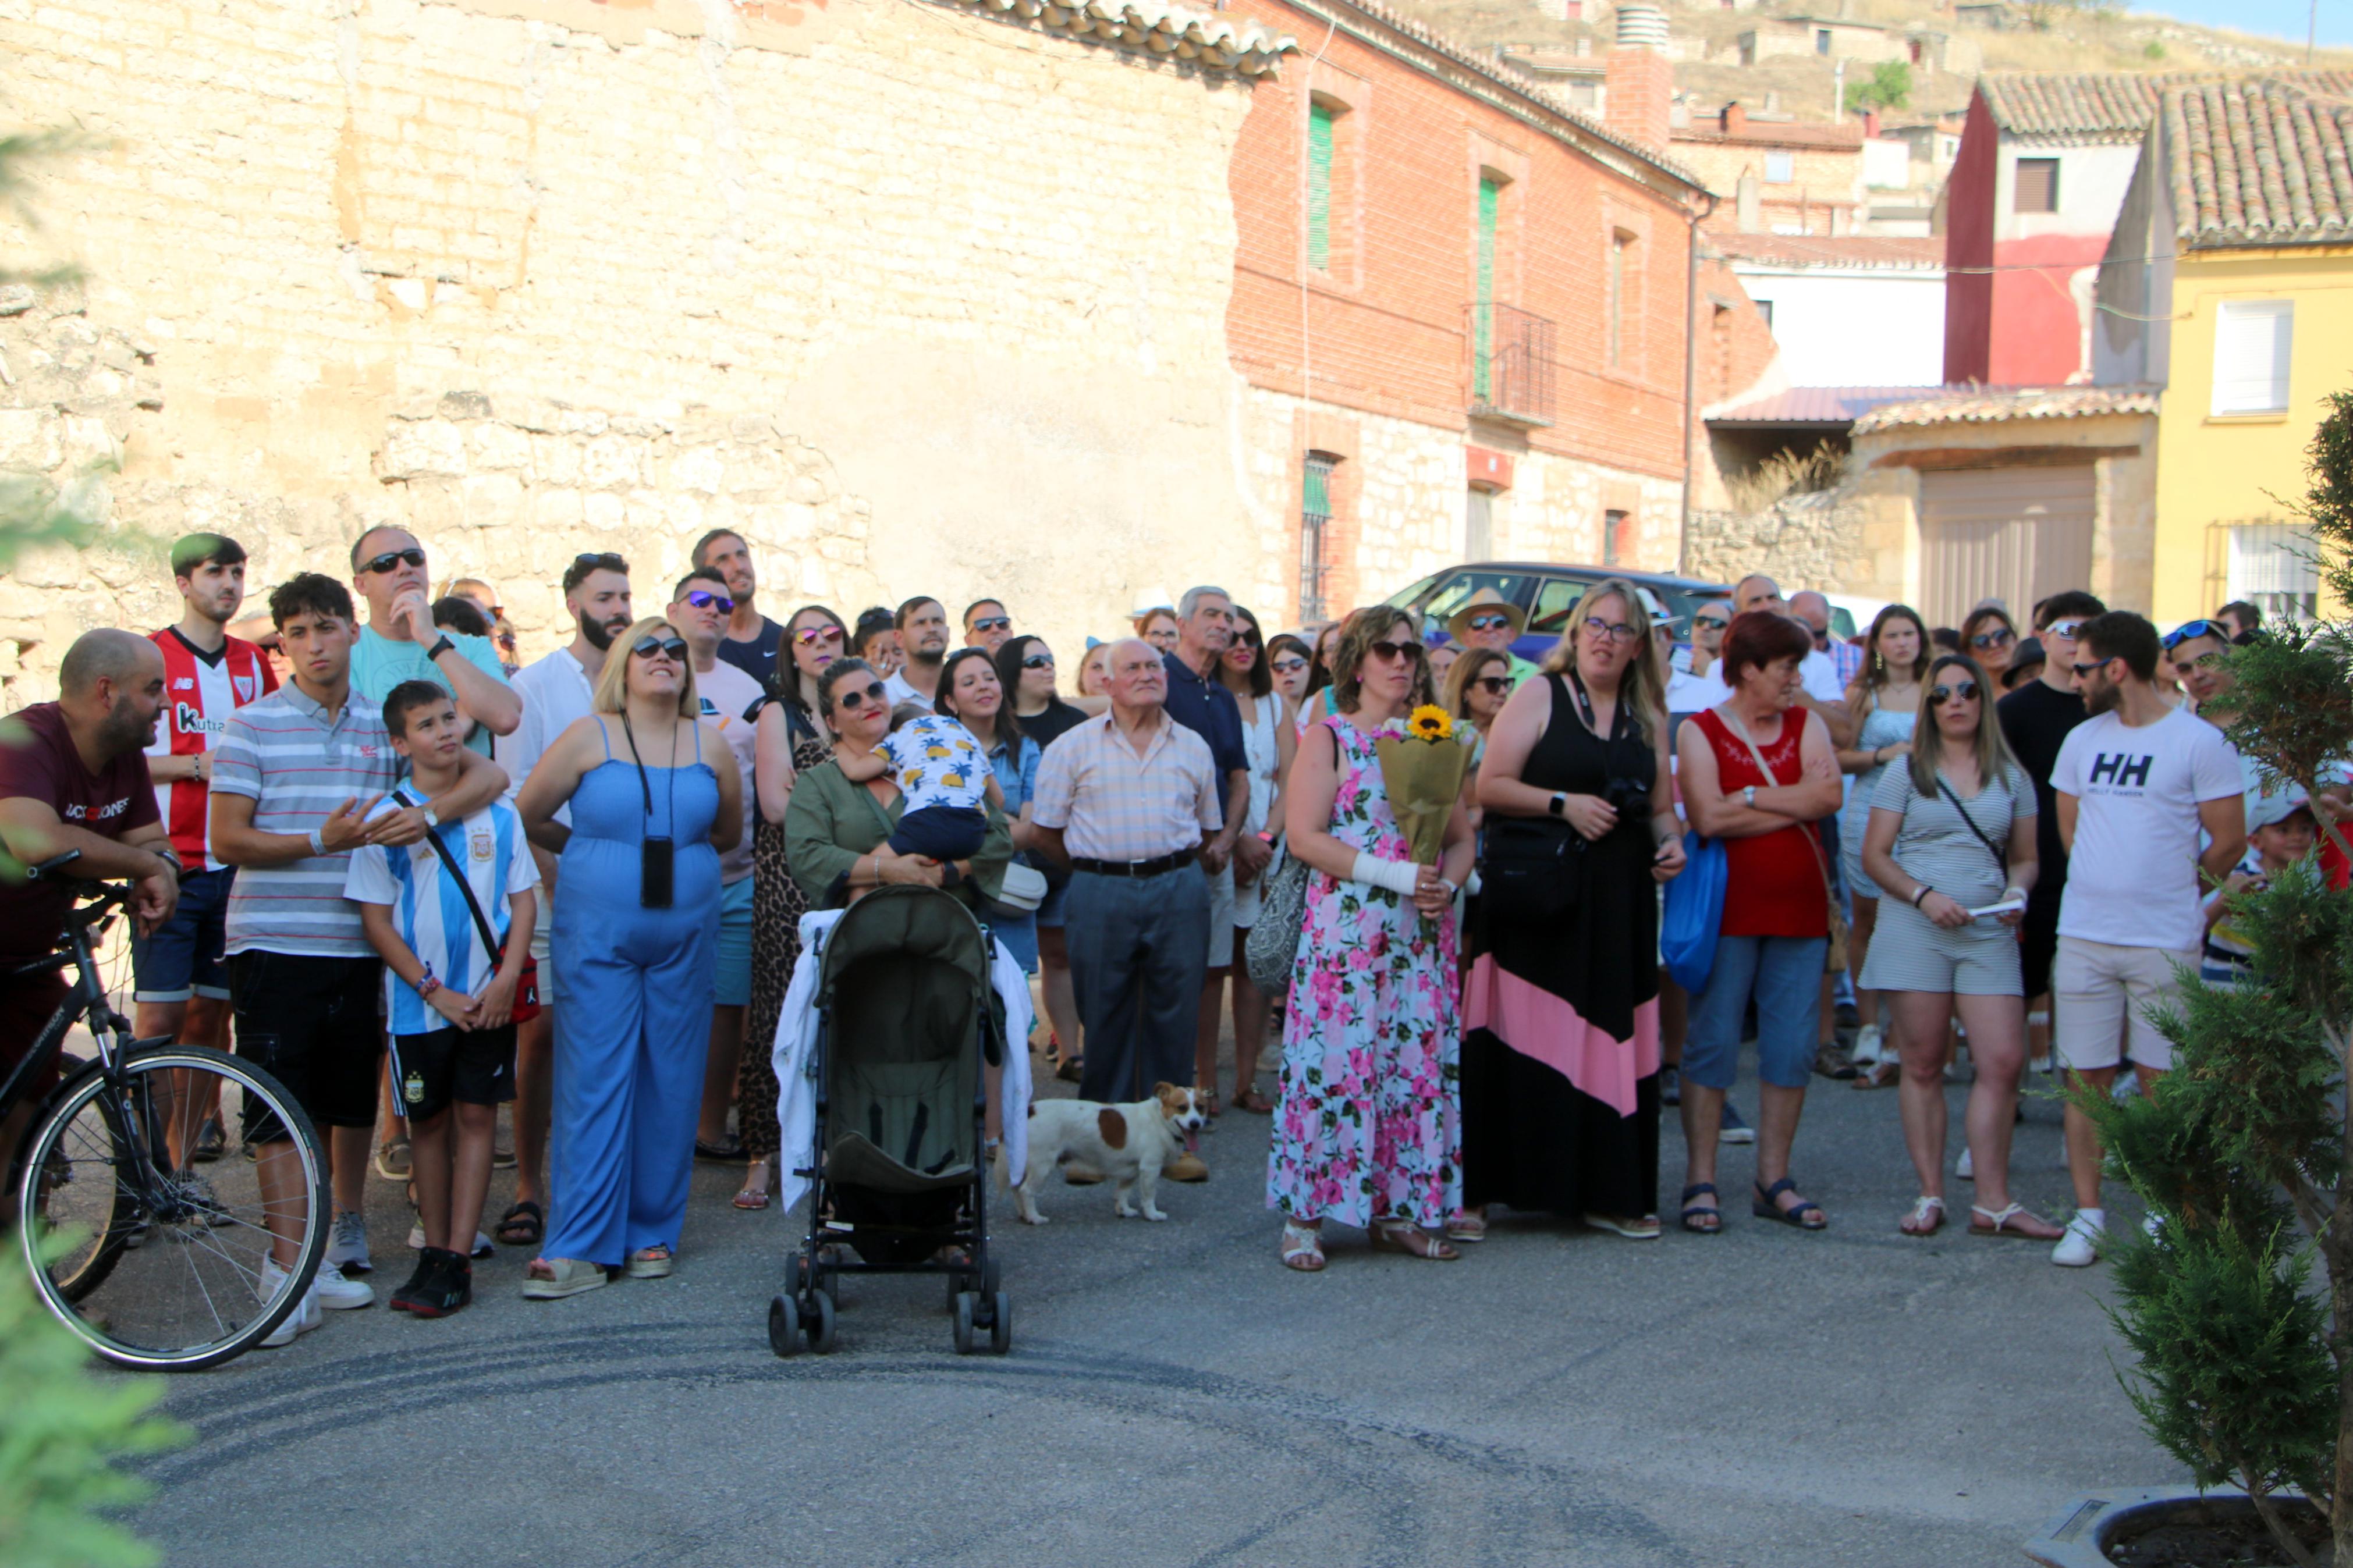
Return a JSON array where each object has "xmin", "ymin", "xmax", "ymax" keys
[{"xmin": 1850, "ymin": 61, "xmax": 1911, "ymax": 112}]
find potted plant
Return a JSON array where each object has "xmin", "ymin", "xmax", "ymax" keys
[{"xmin": 2039, "ymin": 393, "xmax": 2353, "ymax": 1568}]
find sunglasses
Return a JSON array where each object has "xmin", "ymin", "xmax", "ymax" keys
[
  {"xmin": 1021, "ymin": 653, "xmax": 1055, "ymax": 670},
  {"xmin": 1465, "ymin": 613, "xmax": 1514, "ymax": 632},
  {"xmin": 1270, "ymin": 656, "xmax": 1309, "ymax": 675},
  {"xmin": 794, "ymin": 624, "xmax": 845, "ymax": 648},
  {"xmin": 1695, "ymin": 614, "xmax": 1730, "ymax": 630},
  {"xmin": 970, "ymin": 616, "xmax": 1012, "ymax": 634},
  {"xmin": 2070, "ymin": 656, "xmax": 2116, "ymax": 678},
  {"xmin": 1929, "ymin": 680, "xmax": 1980, "ymax": 706},
  {"xmin": 833, "ymin": 681, "xmax": 889, "ymax": 710},
  {"xmin": 1365, "ymin": 640, "xmax": 1426, "ymax": 664},
  {"xmin": 2042, "ymin": 618, "xmax": 2086, "ymax": 641},
  {"xmin": 1969, "ymin": 628, "xmax": 2015, "ymax": 649},
  {"xmin": 631, "ymin": 634, "xmax": 688, "ymax": 661},
  {"xmin": 573, "ymin": 551, "xmax": 627, "ymax": 573},
  {"xmin": 1472, "ymin": 675, "xmax": 1510, "ymax": 695},
  {"xmin": 684, "ymin": 589, "xmax": 736, "ymax": 614},
  {"xmin": 360, "ymin": 547, "xmax": 427, "ymax": 575},
  {"xmin": 2163, "ymin": 618, "xmax": 2231, "ymax": 650},
  {"xmin": 1584, "ymin": 616, "xmax": 1642, "ymax": 642}
]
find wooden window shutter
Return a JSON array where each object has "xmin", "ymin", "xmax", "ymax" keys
[{"xmin": 2014, "ymin": 158, "xmax": 2058, "ymax": 214}]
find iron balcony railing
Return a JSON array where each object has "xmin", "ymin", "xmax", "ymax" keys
[{"xmin": 1467, "ymin": 301, "xmax": 1556, "ymax": 427}]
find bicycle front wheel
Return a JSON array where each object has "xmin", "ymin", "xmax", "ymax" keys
[{"xmin": 15, "ymin": 1046, "xmax": 329, "ymax": 1371}]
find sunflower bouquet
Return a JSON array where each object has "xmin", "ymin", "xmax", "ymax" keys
[{"xmin": 1374, "ymin": 704, "xmax": 1471, "ymax": 868}]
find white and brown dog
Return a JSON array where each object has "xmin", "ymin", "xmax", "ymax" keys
[{"xmin": 1002, "ymin": 1082, "xmax": 1208, "ymax": 1224}]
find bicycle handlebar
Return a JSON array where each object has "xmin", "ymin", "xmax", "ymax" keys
[{"xmin": 24, "ymin": 849, "xmax": 82, "ymax": 880}]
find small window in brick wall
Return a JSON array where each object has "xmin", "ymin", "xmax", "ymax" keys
[{"xmin": 1603, "ymin": 509, "xmax": 1631, "ymax": 568}]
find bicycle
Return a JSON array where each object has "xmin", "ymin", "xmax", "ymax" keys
[{"xmin": 4, "ymin": 851, "xmax": 329, "ymax": 1370}]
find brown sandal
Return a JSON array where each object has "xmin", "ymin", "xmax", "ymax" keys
[
  {"xmin": 1371, "ymin": 1219, "xmax": 1460, "ymax": 1261},
  {"xmin": 1230, "ymin": 1087, "xmax": 1276, "ymax": 1114}
]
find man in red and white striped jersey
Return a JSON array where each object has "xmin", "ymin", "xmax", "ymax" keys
[{"xmin": 137, "ymin": 532, "xmax": 276, "ymax": 1160}]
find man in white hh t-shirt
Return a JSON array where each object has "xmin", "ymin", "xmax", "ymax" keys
[{"xmin": 2047, "ymin": 611, "xmax": 2245, "ymax": 1268}]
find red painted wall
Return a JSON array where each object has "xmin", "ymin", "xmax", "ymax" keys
[
  {"xmin": 1942, "ymin": 91, "xmax": 1996, "ymax": 384},
  {"xmin": 1986, "ymin": 234, "xmax": 2106, "ymax": 384}
]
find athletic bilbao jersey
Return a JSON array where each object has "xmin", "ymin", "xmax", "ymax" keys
[{"xmin": 147, "ymin": 627, "xmax": 278, "ymax": 867}]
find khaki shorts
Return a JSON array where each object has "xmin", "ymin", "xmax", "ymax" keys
[{"xmin": 2053, "ymin": 935, "xmax": 2194, "ymax": 1073}]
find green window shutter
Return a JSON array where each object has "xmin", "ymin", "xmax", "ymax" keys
[
  {"xmin": 1307, "ymin": 104, "xmax": 1333, "ymax": 271},
  {"xmin": 1303, "ymin": 454, "xmax": 1332, "ymax": 517},
  {"xmin": 1475, "ymin": 177, "xmax": 1499, "ymax": 401}
]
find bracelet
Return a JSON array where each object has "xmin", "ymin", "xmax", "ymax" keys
[
  {"xmin": 1911, "ymin": 883, "xmax": 1933, "ymax": 908},
  {"xmin": 308, "ymin": 826, "xmax": 327, "ymax": 856},
  {"xmin": 425, "ymin": 635, "xmax": 456, "ymax": 662},
  {"xmin": 414, "ymin": 972, "xmax": 441, "ymax": 1000}
]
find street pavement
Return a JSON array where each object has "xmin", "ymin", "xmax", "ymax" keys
[{"xmin": 128, "ymin": 1040, "xmax": 2174, "ymax": 1567}]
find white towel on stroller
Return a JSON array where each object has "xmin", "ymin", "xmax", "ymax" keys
[{"xmin": 771, "ymin": 909, "xmax": 1033, "ymax": 1216}]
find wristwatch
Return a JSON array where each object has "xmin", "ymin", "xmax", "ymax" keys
[
  {"xmin": 425, "ymin": 635, "xmax": 456, "ymax": 662},
  {"xmin": 421, "ymin": 801, "xmax": 441, "ymax": 829},
  {"xmin": 1548, "ymin": 792, "xmax": 1567, "ymax": 818},
  {"xmin": 1742, "ymin": 784, "xmax": 1756, "ymax": 808}
]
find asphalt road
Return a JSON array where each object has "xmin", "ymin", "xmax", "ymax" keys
[{"xmin": 126, "ymin": 1041, "xmax": 2172, "ymax": 1568}]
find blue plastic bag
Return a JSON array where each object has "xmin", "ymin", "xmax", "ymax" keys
[{"xmin": 1660, "ymin": 830, "xmax": 1726, "ymax": 996}]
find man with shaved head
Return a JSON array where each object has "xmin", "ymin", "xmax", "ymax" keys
[
  {"xmin": 0, "ymin": 629, "xmax": 182, "ymax": 1165},
  {"xmin": 1031, "ymin": 637, "xmax": 1221, "ymax": 1182}
]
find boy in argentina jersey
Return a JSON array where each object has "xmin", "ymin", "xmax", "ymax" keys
[{"xmin": 346, "ymin": 682, "xmax": 538, "ymax": 1318}]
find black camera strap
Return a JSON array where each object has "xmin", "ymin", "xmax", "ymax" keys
[{"xmin": 619, "ymin": 712, "xmax": 679, "ymax": 832}]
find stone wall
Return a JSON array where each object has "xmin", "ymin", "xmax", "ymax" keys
[
  {"xmin": 1684, "ymin": 490, "xmax": 1891, "ymax": 598},
  {"xmin": 0, "ymin": 0, "xmax": 1276, "ymax": 705}
]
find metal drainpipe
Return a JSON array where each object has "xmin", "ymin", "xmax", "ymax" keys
[{"xmin": 1680, "ymin": 190, "xmax": 1719, "ymax": 579}]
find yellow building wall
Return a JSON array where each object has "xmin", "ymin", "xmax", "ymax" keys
[{"xmin": 2153, "ymin": 247, "xmax": 2353, "ymax": 626}]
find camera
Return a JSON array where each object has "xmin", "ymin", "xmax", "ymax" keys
[{"xmin": 1602, "ymin": 777, "xmax": 1652, "ymax": 823}]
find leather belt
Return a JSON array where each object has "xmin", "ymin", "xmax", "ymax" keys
[{"xmin": 1070, "ymin": 848, "xmax": 1197, "ymax": 879}]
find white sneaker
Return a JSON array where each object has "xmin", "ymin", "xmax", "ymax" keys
[
  {"xmin": 325, "ymin": 1208, "xmax": 372, "ymax": 1274},
  {"xmin": 2142, "ymin": 1211, "xmax": 2163, "ymax": 1239},
  {"xmin": 407, "ymin": 1221, "xmax": 495, "ymax": 1259},
  {"xmin": 1955, "ymin": 1147, "xmax": 1974, "ymax": 1181},
  {"xmin": 313, "ymin": 1265, "xmax": 376, "ymax": 1310},
  {"xmin": 2110, "ymin": 1069, "xmax": 2141, "ymax": 1103},
  {"xmin": 257, "ymin": 1260, "xmax": 324, "ymax": 1347},
  {"xmin": 2052, "ymin": 1213, "xmax": 2104, "ymax": 1267},
  {"xmin": 1851, "ymin": 1023, "xmax": 1883, "ymax": 1067}
]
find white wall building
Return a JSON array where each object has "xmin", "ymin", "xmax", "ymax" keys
[{"xmin": 1717, "ymin": 235, "xmax": 1947, "ymax": 386}]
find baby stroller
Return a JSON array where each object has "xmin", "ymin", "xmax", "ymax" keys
[{"xmin": 768, "ymin": 886, "xmax": 1012, "ymax": 1357}]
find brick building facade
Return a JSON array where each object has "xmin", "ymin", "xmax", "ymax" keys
[{"xmin": 1218, "ymin": 0, "xmax": 1780, "ymax": 621}]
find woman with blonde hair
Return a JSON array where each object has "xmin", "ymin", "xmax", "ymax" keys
[
  {"xmin": 516, "ymin": 617, "xmax": 741, "ymax": 1297},
  {"xmin": 1836, "ymin": 605, "xmax": 1929, "ymax": 1086},
  {"xmin": 1269, "ymin": 605, "xmax": 1474, "ymax": 1270},
  {"xmin": 1461, "ymin": 579, "xmax": 1685, "ymax": 1242}
]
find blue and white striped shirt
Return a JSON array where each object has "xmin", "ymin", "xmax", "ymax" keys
[{"xmin": 344, "ymin": 795, "xmax": 539, "ymax": 1036}]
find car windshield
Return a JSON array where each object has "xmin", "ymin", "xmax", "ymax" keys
[{"xmin": 1411, "ymin": 571, "xmax": 1535, "ymax": 627}]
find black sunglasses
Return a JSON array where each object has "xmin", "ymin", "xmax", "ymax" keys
[
  {"xmin": 833, "ymin": 681, "xmax": 889, "ymax": 710},
  {"xmin": 1969, "ymin": 627, "xmax": 2015, "ymax": 649},
  {"xmin": 631, "ymin": 634, "xmax": 688, "ymax": 661},
  {"xmin": 575, "ymin": 552, "xmax": 627, "ymax": 572},
  {"xmin": 1472, "ymin": 675, "xmax": 1510, "ymax": 695},
  {"xmin": 970, "ymin": 616, "xmax": 1012, "ymax": 634},
  {"xmin": 360, "ymin": 547, "xmax": 427, "ymax": 575},
  {"xmin": 1021, "ymin": 653, "xmax": 1055, "ymax": 670},
  {"xmin": 2163, "ymin": 618, "xmax": 2231, "ymax": 651},
  {"xmin": 1929, "ymin": 680, "xmax": 1979, "ymax": 705},
  {"xmin": 1270, "ymin": 656, "xmax": 1309, "ymax": 674},
  {"xmin": 2070, "ymin": 657, "xmax": 2116, "ymax": 678},
  {"xmin": 683, "ymin": 589, "xmax": 734, "ymax": 614},
  {"xmin": 1366, "ymin": 640, "xmax": 1426, "ymax": 664}
]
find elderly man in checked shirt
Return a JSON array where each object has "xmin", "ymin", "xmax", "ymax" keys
[{"xmin": 1031, "ymin": 638, "xmax": 1221, "ymax": 1183}]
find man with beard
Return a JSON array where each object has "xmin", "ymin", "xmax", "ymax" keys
[
  {"xmin": 2046, "ymin": 611, "xmax": 2245, "ymax": 1268},
  {"xmin": 695, "ymin": 529, "xmax": 785, "ymax": 687},
  {"xmin": 137, "ymin": 534, "xmax": 278, "ymax": 1162},
  {"xmin": 346, "ymin": 526, "xmax": 519, "ymax": 755},
  {"xmin": 884, "ymin": 596, "xmax": 951, "ymax": 706},
  {"xmin": 0, "ymin": 630, "xmax": 180, "ymax": 1175},
  {"xmin": 495, "ymin": 550, "xmax": 633, "ymax": 1251}
]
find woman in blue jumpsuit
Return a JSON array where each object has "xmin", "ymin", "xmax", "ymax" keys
[{"xmin": 516, "ymin": 618, "xmax": 743, "ymax": 1297}]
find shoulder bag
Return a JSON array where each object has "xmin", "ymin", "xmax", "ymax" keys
[
  {"xmin": 1244, "ymin": 719, "xmax": 1337, "ymax": 995},
  {"xmin": 1660, "ymin": 829, "xmax": 1727, "ymax": 995},
  {"xmin": 1719, "ymin": 710, "xmax": 1848, "ymax": 973},
  {"xmin": 1935, "ymin": 774, "xmax": 2011, "ymax": 884},
  {"xmin": 391, "ymin": 790, "xmax": 540, "ymax": 1023},
  {"xmin": 1476, "ymin": 673, "xmax": 1585, "ymax": 923}
]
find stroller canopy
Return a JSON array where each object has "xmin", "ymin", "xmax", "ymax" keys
[{"xmin": 819, "ymin": 884, "xmax": 992, "ymax": 1002}]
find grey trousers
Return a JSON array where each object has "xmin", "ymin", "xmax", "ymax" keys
[{"xmin": 1067, "ymin": 862, "xmax": 1212, "ymax": 1105}]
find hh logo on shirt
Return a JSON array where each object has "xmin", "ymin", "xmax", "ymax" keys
[{"xmin": 2087, "ymin": 752, "xmax": 2156, "ymax": 790}]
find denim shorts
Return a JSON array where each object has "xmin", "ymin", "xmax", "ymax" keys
[
  {"xmin": 132, "ymin": 866, "xmax": 234, "ymax": 1002},
  {"xmin": 713, "ymin": 875, "xmax": 754, "ymax": 1008},
  {"xmin": 1683, "ymin": 934, "xmax": 1827, "ymax": 1091}
]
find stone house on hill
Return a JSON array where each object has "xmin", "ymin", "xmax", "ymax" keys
[
  {"xmin": 1216, "ymin": 0, "xmax": 1781, "ymax": 617},
  {"xmin": 1674, "ymin": 105, "xmax": 1865, "ymax": 239}
]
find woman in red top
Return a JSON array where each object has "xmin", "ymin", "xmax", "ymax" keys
[{"xmin": 1672, "ymin": 611, "xmax": 1845, "ymax": 1234}]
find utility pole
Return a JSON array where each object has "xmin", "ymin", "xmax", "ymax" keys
[{"xmin": 1834, "ymin": 56, "xmax": 1847, "ymax": 120}]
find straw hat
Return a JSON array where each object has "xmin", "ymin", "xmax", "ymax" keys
[{"xmin": 1446, "ymin": 588, "xmax": 1528, "ymax": 643}]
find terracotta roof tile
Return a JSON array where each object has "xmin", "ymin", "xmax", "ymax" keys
[
  {"xmin": 1711, "ymin": 234, "xmax": 1944, "ymax": 269},
  {"xmin": 2163, "ymin": 76, "xmax": 2353, "ymax": 248},
  {"xmin": 1847, "ymin": 385, "xmax": 2160, "ymax": 433},
  {"xmin": 1710, "ymin": 386, "xmax": 1944, "ymax": 425},
  {"xmin": 1979, "ymin": 69, "xmax": 2353, "ymax": 144}
]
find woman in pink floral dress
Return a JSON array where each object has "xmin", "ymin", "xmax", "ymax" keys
[{"xmin": 1268, "ymin": 606, "xmax": 1478, "ymax": 1271}]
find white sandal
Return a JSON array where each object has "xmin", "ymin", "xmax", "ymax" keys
[
  {"xmin": 1280, "ymin": 1221, "xmax": 1326, "ymax": 1272},
  {"xmin": 1900, "ymin": 1195, "xmax": 1944, "ymax": 1236}
]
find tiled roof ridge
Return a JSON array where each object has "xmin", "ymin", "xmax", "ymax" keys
[
  {"xmin": 2164, "ymin": 75, "xmax": 2353, "ymax": 247},
  {"xmin": 1674, "ymin": 120, "xmax": 1865, "ymax": 148},
  {"xmin": 1712, "ymin": 233, "xmax": 1944, "ymax": 268},
  {"xmin": 950, "ymin": 0, "xmax": 1297, "ymax": 72},
  {"xmin": 1277, "ymin": 0, "xmax": 1706, "ymax": 189},
  {"xmin": 1981, "ymin": 68, "xmax": 2353, "ymax": 141},
  {"xmin": 1849, "ymin": 383, "xmax": 2162, "ymax": 433}
]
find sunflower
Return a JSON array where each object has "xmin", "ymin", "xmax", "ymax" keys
[{"xmin": 1406, "ymin": 704, "xmax": 1452, "ymax": 741}]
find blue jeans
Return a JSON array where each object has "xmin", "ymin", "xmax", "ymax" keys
[
  {"xmin": 1819, "ymin": 813, "xmax": 1857, "ymax": 1010},
  {"xmin": 1684, "ymin": 934, "xmax": 1827, "ymax": 1091}
]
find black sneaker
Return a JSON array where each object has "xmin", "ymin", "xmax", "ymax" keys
[
  {"xmin": 391, "ymin": 1248, "xmax": 473, "ymax": 1318},
  {"xmin": 192, "ymin": 1116, "xmax": 226, "ymax": 1164}
]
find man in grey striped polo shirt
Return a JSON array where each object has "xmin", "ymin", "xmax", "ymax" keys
[{"xmin": 208, "ymin": 573, "xmax": 508, "ymax": 1334}]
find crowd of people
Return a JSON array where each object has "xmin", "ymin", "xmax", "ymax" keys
[{"xmin": 0, "ymin": 521, "xmax": 2321, "ymax": 1331}]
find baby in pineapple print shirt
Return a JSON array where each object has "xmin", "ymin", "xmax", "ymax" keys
[{"xmin": 836, "ymin": 709, "xmax": 1003, "ymax": 862}]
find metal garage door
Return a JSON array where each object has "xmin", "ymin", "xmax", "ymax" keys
[{"xmin": 1918, "ymin": 464, "xmax": 2096, "ymax": 629}]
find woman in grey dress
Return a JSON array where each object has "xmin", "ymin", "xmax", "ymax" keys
[
  {"xmin": 1859, "ymin": 653, "xmax": 2060, "ymax": 1243},
  {"xmin": 1836, "ymin": 605, "xmax": 1928, "ymax": 1087}
]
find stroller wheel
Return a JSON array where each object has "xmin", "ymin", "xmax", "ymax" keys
[
  {"xmin": 951, "ymin": 1291, "xmax": 976, "ymax": 1354},
  {"xmin": 986, "ymin": 1291, "xmax": 1012, "ymax": 1355},
  {"xmin": 768, "ymin": 1293, "xmax": 802, "ymax": 1359},
  {"xmin": 806, "ymin": 1289, "xmax": 837, "ymax": 1354}
]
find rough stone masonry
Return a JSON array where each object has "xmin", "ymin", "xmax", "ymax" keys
[{"xmin": 0, "ymin": 0, "xmax": 1291, "ymax": 704}]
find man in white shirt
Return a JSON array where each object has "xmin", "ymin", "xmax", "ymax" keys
[
  {"xmin": 496, "ymin": 551, "xmax": 631, "ymax": 1246},
  {"xmin": 670, "ymin": 568, "xmax": 766, "ymax": 1161},
  {"xmin": 883, "ymin": 596, "xmax": 951, "ymax": 707},
  {"xmin": 2047, "ymin": 611, "xmax": 2245, "ymax": 1267}
]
